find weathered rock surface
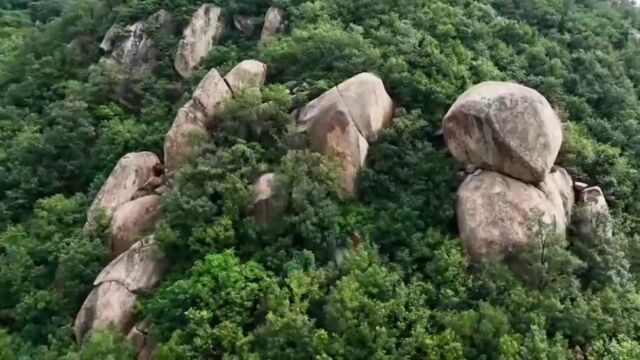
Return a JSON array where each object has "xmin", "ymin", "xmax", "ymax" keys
[
  {"xmin": 192, "ymin": 68, "xmax": 233, "ymax": 119},
  {"xmin": 260, "ymin": 7, "xmax": 284, "ymax": 41},
  {"xmin": 224, "ymin": 59, "xmax": 268, "ymax": 94},
  {"xmin": 335, "ymin": 72, "xmax": 394, "ymax": 141},
  {"xmin": 539, "ymin": 167, "xmax": 575, "ymax": 226},
  {"xmin": 74, "ymin": 239, "xmax": 167, "ymax": 344},
  {"xmin": 443, "ymin": 81, "xmax": 562, "ymax": 183},
  {"xmin": 175, "ymin": 4, "xmax": 225, "ymax": 78},
  {"xmin": 85, "ymin": 152, "xmax": 160, "ymax": 230},
  {"xmin": 297, "ymin": 87, "xmax": 369, "ymax": 193},
  {"xmin": 574, "ymin": 186, "xmax": 612, "ymax": 238},
  {"xmin": 108, "ymin": 195, "xmax": 161, "ymax": 257},
  {"xmin": 100, "ymin": 10, "xmax": 173, "ymax": 73},
  {"xmin": 165, "ymin": 68, "xmax": 232, "ymax": 180},
  {"xmin": 94, "ymin": 239, "xmax": 167, "ymax": 293},
  {"xmin": 74, "ymin": 281, "xmax": 137, "ymax": 343},
  {"xmin": 457, "ymin": 170, "xmax": 567, "ymax": 262},
  {"xmin": 296, "ymin": 72, "xmax": 393, "ymax": 193}
]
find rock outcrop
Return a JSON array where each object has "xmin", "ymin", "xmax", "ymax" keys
[
  {"xmin": 164, "ymin": 69, "xmax": 230, "ymax": 179},
  {"xmin": 457, "ymin": 170, "xmax": 568, "ymax": 262},
  {"xmin": 175, "ymin": 5, "xmax": 225, "ymax": 79},
  {"xmin": 260, "ymin": 7, "xmax": 284, "ymax": 41},
  {"xmin": 100, "ymin": 10, "xmax": 173, "ymax": 74},
  {"xmin": 295, "ymin": 72, "xmax": 393, "ymax": 193},
  {"xmin": 443, "ymin": 81, "xmax": 562, "ymax": 184},
  {"xmin": 445, "ymin": 82, "xmax": 577, "ymax": 262},
  {"xmin": 74, "ymin": 239, "xmax": 167, "ymax": 344},
  {"xmin": 85, "ymin": 152, "xmax": 161, "ymax": 230},
  {"xmin": 165, "ymin": 60, "xmax": 267, "ymax": 181},
  {"xmin": 573, "ymin": 186, "xmax": 612, "ymax": 239},
  {"xmin": 107, "ymin": 195, "xmax": 161, "ymax": 258}
]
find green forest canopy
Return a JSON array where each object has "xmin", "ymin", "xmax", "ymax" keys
[{"xmin": 4, "ymin": 0, "xmax": 640, "ymax": 358}]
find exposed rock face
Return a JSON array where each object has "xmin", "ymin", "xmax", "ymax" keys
[
  {"xmin": 260, "ymin": 7, "xmax": 284, "ymax": 41},
  {"xmin": 297, "ymin": 87, "xmax": 368, "ymax": 193},
  {"xmin": 164, "ymin": 60, "xmax": 267, "ymax": 181},
  {"xmin": 335, "ymin": 72, "xmax": 394, "ymax": 141},
  {"xmin": 100, "ymin": 10, "xmax": 173, "ymax": 73},
  {"xmin": 74, "ymin": 281, "xmax": 137, "ymax": 343},
  {"xmin": 224, "ymin": 60, "xmax": 268, "ymax": 94},
  {"xmin": 175, "ymin": 5, "xmax": 225, "ymax": 79},
  {"xmin": 457, "ymin": 171, "xmax": 567, "ymax": 262},
  {"xmin": 574, "ymin": 186, "xmax": 612, "ymax": 238},
  {"xmin": 108, "ymin": 195, "xmax": 161, "ymax": 257},
  {"xmin": 74, "ymin": 239, "xmax": 167, "ymax": 344},
  {"xmin": 85, "ymin": 152, "xmax": 160, "ymax": 230},
  {"xmin": 296, "ymin": 72, "xmax": 393, "ymax": 193},
  {"xmin": 443, "ymin": 81, "xmax": 563, "ymax": 183},
  {"xmin": 192, "ymin": 68, "xmax": 233, "ymax": 119},
  {"xmin": 253, "ymin": 173, "xmax": 277, "ymax": 225},
  {"xmin": 94, "ymin": 239, "xmax": 168, "ymax": 293},
  {"xmin": 164, "ymin": 68, "xmax": 231, "ymax": 180},
  {"xmin": 539, "ymin": 167, "xmax": 574, "ymax": 225}
]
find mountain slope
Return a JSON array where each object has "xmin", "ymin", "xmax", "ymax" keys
[{"xmin": 2, "ymin": 0, "xmax": 640, "ymax": 358}]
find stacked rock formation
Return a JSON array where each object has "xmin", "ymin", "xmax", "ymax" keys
[
  {"xmin": 293, "ymin": 72, "xmax": 394, "ymax": 193},
  {"xmin": 444, "ymin": 81, "xmax": 611, "ymax": 261},
  {"xmin": 75, "ymin": 59, "xmax": 268, "ymax": 357}
]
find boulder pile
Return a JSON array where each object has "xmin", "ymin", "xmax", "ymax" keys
[
  {"xmin": 75, "ymin": 57, "xmax": 268, "ymax": 357},
  {"xmin": 444, "ymin": 81, "xmax": 611, "ymax": 261}
]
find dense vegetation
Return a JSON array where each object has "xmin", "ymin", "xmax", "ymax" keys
[{"xmin": 4, "ymin": 0, "xmax": 640, "ymax": 358}]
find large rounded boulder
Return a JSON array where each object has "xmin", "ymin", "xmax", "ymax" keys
[
  {"xmin": 107, "ymin": 195, "xmax": 161, "ymax": 257},
  {"xmin": 74, "ymin": 239, "xmax": 167, "ymax": 343},
  {"xmin": 443, "ymin": 81, "xmax": 562, "ymax": 183},
  {"xmin": 457, "ymin": 170, "xmax": 567, "ymax": 262},
  {"xmin": 85, "ymin": 152, "xmax": 160, "ymax": 230},
  {"xmin": 295, "ymin": 72, "xmax": 393, "ymax": 193}
]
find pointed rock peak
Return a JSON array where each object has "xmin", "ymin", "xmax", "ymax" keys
[
  {"xmin": 224, "ymin": 60, "xmax": 268, "ymax": 94},
  {"xmin": 175, "ymin": 4, "xmax": 225, "ymax": 79}
]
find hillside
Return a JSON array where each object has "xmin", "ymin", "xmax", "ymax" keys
[{"xmin": 3, "ymin": 0, "xmax": 640, "ymax": 358}]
